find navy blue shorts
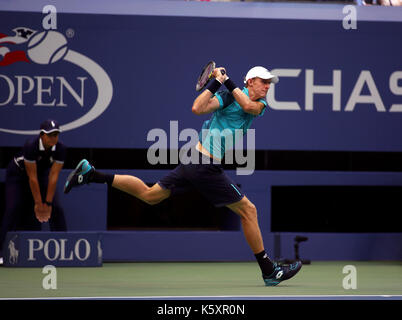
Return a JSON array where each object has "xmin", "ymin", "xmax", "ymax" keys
[{"xmin": 157, "ymin": 151, "xmax": 244, "ymax": 207}]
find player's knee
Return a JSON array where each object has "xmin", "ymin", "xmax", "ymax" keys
[
  {"xmin": 142, "ymin": 184, "xmax": 170, "ymax": 205},
  {"xmin": 142, "ymin": 193, "xmax": 161, "ymax": 205},
  {"xmin": 241, "ymin": 202, "xmax": 258, "ymax": 221},
  {"xmin": 142, "ymin": 190, "xmax": 168, "ymax": 206}
]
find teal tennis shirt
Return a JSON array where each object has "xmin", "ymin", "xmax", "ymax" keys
[{"xmin": 199, "ymin": 87, "xmax": 267, "ymax": 160}]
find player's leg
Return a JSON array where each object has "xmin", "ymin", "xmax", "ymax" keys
[
  {"xmin": 112, "ymin": 175, "xmax": 170, "ymax": 205},
  {"xmin": 226, "ymin": 196, "xmax": 275, "ymax": 278},
  {"xmin": 226, "ymin": 196, "xmax": 264, "ymax": 254},
  {"xmin": 185, "ymin": 161, "xmax": 285, "ymax": 285},
  {"xmin": 227, "ymin": 196, "xmax": 302, "ymax": 286},
  {"xmin": 64, "ymin": 159, "xmax": 171, "ymax": 205}
]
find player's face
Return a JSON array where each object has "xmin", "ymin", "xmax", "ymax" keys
[
  {"xmin": 41, "ymin": 132, "xmax": 59, "ymax": 149},
  {"xmin": 249, "ymin": 78, "xmax": 271, "ymax": 99}
]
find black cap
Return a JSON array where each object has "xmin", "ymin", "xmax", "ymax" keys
[{"xmin": 40, "ymin": 119, "xmax": 61, "ymax": 134}]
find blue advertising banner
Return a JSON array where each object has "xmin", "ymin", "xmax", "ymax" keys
[
  {"xmin": 0, "ymin": 7, "xmax": 401, "ymax": 151},
  {"xmin": 3, "ymin": 231, "xmax": 102, "ymax": 267}
]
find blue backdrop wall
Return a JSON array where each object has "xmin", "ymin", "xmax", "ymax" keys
[{"xmin": 1, "ymin": 4, "xmax": 402, "ymax": 151}]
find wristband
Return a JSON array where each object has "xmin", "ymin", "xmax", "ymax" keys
[
  {"xmin": 206, "ymin": 79, "xmax": 222, "ymax": 95},
  {"xmin": 224, "ymin": 78, "xmax": 237, "ymax": 93},
  {"xmin": 44, "ymin": 201, "xmax": 52, "ymax": 206}
]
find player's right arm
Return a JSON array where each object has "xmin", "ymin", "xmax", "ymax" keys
[
  {"xmin": 192, "ymin": 67, "xmax": 226, "ymax": 115},
  {"xmin": 192, "ymin": 91, "xmax": 220, "ymax": 115}
]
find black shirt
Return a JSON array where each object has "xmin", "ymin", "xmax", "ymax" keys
[{"xmin": 13, "ymin": 136, "xmax": 66, "ymax": 175}]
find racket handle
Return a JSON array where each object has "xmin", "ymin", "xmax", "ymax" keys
[{"xmin": 209, "ymin": 69, "xmax": 226, "ymax": 79}]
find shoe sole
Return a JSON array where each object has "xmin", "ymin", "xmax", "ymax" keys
[
  {"xmin": 264, "ymin": 280, "xmax": 280, "ymax": 286},
  {"xmin": 264, "ymin": 262, "xmax": 302, "ymax": 287}
]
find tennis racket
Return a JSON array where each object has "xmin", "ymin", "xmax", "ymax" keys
[{"xmin": 195, "ymin": 61, "xmax": 226, "ymax": 92}]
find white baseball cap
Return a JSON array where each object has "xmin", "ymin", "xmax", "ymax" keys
[{"xmin": 244, "ymin": 66, "xmax": 279, "ymax": 84}]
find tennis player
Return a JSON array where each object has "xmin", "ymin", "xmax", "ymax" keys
[{"xmin": 64, "ymin": 66, "xmax": 302, "ymax": 286}]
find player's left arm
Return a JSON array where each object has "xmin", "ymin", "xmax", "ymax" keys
[
  {"xmin": 221, "ymin": 70, "xmax": 265, "ymax": 115},
  {"xmin": 231, "ymin": 88, "xmax": 265, "ymax": 116}
]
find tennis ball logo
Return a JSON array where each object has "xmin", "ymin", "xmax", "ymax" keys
[
  {"xmin": 27, "ymin": 30, "xmax": 68, "ymax": 64},
  {"xmin": 0, "ymin": 25, "xmax": 113, "ymax": 135}
]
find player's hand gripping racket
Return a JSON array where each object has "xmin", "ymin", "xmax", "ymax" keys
[{"xmin": 195, "ymin": 61, "xmax": 226, "ymax": 91}]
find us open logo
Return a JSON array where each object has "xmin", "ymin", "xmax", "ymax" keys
[{"xmin": 0, "ymin": 27, "xmax": 113, "ymax": 134}]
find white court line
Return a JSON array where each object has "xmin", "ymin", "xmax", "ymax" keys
[{"xmin": 0, "ymin": 295, "xmax": 401, "ymax": 300}]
